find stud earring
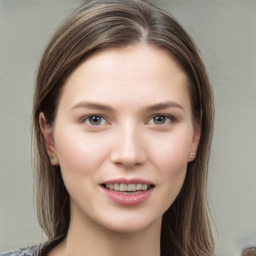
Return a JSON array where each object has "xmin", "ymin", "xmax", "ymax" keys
[
  {"xmin": 51, "ymin": 158, "xmax": 58, "ymax": 165},
  {"xmin": 190, "ymin": 152, "xmax": 196, "ymax": 158}
]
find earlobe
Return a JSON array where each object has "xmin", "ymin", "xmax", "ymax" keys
[
  {"xmin": 188, "ymin": 123, "xmax": 201, "ymax": 162},
  {"xmin": 39, "ymin": 112, "xmax": 58, "ymax": 163}
]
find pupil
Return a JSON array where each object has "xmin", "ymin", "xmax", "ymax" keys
[
  {"xmin": 90, "ymin": 116, "xmax": 101, "ymax": 125},
  {"xmin": 154, "ymin": 115, "xmax": 165, "ymax": 124}
]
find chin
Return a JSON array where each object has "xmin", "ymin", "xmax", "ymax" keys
[{"xmin": 100, "ymin": 215, "xmax": 162, "ymax": 234}]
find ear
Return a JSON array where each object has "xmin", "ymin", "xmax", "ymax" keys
[
  {"xmin": 39, "ymin": 112, "xmax": 58, "ymax": 165},
  {"xmin": 188, "ymin": 122, "xmax": 201, "ymax": 162}
]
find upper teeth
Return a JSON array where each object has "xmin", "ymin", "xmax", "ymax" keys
[{"xmin": 105, "ymin": 183, "xmax": 149, "ymax": 192}]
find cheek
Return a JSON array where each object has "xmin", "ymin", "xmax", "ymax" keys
[
  {"xmin": 53, "ymin": 127, "xmax": 109, "ymax": 175},
  {"xmin": 152, "ymin": 130, "xmax": 192, "ymax": 174},
  {"xmin": 149, "ymin": 128, "xmax": 193, "ymax": 202}
]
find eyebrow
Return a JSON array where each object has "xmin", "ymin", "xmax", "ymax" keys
[
  {"xmin": 71, "ymin": 101, "xmax": 184, "ymax": 112},
  {"xmin": 145, "ymin": 101, "xmax": 184, "ymax": 112},
  {"xmin": 71, "ymin": 102, "xmax": 114, "ymax": 112}
]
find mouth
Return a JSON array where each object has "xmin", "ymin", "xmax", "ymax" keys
[
  {"xmin": 101, "ymin": 180, "xmax": 155, "ymax": 205},
  {"xmin": 102, "ymin": 183, "xmax": 154, "ymax": 194}
]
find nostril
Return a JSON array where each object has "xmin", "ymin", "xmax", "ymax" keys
[{"xmin": 242, "ymin": 247, "xmax": 256, "ymax": 256}]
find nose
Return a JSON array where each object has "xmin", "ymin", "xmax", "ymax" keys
[{"xmin": 110, "ymin": 124, "xmax": 146, "ymax": 168}]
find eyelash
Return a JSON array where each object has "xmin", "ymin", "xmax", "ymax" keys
[
  {"xmin": 147, "ymin": 114, "xmax": 176, "ymax": 125},
  {"xmin": 80, "ymin": 114, "xmax": 107, "ymax": 126},
  {"xmin": 80, "ymin": 114, "xmax": 176, "ymax": 126}
]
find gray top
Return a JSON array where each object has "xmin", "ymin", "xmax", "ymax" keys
[
  {"xmin": 0, "ymin": 236, "xmax": 64, "ymax": 256},
  {"xmin": 0, "ymin": 244, "xmax": 43, "ymax": 256}
]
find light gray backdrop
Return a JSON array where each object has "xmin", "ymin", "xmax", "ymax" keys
[{"xmin": 0, "ymin": 1, "xmax": 255, "ymax": 256}]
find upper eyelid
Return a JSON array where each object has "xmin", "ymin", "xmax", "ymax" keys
[
  {"xmin": 79, "ymin": 114, "xmax": 107, "ymax": 122},
  {"xmin": 147, "ymin": 113, "xmax": 176, "ymax": 122},
  {"xmin": 80, "ymin": 115, "xmax": 109, "ymax": 128},
  {"xmin": 78, "ymin": 113, "xmax": 176, "ymax": 124}
]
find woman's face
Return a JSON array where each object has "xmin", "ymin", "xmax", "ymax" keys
[{"xmin": 41, "ymin": 44, "xmax": 200, "ymax": 233}]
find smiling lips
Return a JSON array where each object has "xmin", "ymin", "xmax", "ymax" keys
[
  {"xmin": 101, "ymin": 180, "xmax": 155, "ymax": 205},
  {"xmin": 104, "ymin": 183, "xmax": 152, "ymax": 192}
]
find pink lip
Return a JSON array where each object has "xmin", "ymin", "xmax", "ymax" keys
[
  {"xmin": 100, "ymin": 178, "xmax": 154, "ymax": 206},
  {"xmin": 101, "ymin": 186, "xmax": 153, "ymax": 206},
  {"xmin": 102, "ymin": 178, "xmax": 154, "ymax": 185}
]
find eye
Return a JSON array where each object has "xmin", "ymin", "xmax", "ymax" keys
[
  {"xmin": 148, "ymin": 115, "xmax": 173, "ymax": 125},
  {"xmin": 83, "ymin": 115, "xmax": 107, "ymax": 126}
]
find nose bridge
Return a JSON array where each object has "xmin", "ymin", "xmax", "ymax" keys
[{"xmin": 110, "ymin": 120, "xmax": 145, "ymax": 167}]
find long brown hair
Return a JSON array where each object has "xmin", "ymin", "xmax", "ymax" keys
[{"xmin": 33, "ymin": 1, "xmax": 214, "ymax": 255}]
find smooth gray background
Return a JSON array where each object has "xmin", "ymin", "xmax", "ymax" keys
[{"xmin": 0, "ymin": 1, "xmax": 255, "ymax": 255}]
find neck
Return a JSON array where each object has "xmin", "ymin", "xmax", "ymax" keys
[{"xmin": 50, "ymin": 211, "xmax": 162, "ymax": 256}]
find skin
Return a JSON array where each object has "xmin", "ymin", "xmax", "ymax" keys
[{"xmin": 40, "ymin": 44, "xmax": 200, "ymax": 256}]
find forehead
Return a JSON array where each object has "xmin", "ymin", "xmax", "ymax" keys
[{"xmin": 59, "ymin": 44, "xmax": 191, "ymax": 111}]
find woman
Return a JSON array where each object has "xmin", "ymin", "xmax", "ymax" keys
[{"xmin": 2, "ymin": 0, "xmax": 214, "ymax": 255}]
